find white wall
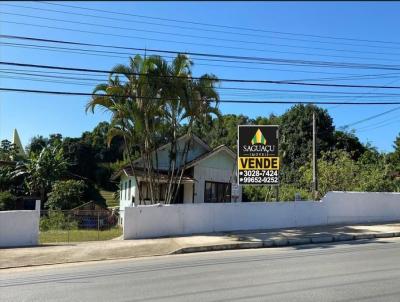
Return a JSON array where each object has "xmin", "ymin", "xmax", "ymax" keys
[
  {"xmin": 193, "ymin": 150, "xmax": 241, "ymax": 203},
  {"xmin": 0, "ymin": 200, "xmax": 40, "ymax": 247},
  {"xmin": 324, "ymin": 191, "xmax": 400, "ymax": 224},
  {"xmin": 123, "ymin": 192, "xmax": 400, "ymax": 239},
  {"xmin": 119, "ymin": 175, "xmax": 138, "ymax": 224}
]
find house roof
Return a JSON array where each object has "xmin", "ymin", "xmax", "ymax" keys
[
  {"xmin": 131, "ymin": 133, "xmax": 212, "ymax": 166},
  {"xmin": 184, "ymin": 145, "xmax": 236, "ymax": 169},
  {"xmin": 112, "ymin": 134, "xmax": 236, "ymax": 182}
]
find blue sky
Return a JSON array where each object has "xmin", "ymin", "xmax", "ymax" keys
[{"xmin": 1, "ymin": 1, "xmax": 400, "ymax": 151}]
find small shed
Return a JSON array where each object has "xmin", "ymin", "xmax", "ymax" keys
[{"xmin": 71, "ymin": 201, "xmax": 117, "ymax": 229}]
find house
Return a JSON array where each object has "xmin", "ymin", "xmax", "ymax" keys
[{"xmin": 112, "ymin": 134, "xmax": 242, "ymax": 224}]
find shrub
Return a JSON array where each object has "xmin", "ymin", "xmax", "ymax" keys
[
  {"xmin": 47, "ymin": 180, "xmax": 86, "ymax": 210},
  {"xmin": 40, "ymin": 210, "xmax": 78, "ymax": 231},
  {"xmin": 243, "ymin": 185, "xmax": 311, "ymax": 202},
  {"xmin": 0, "ymin": 191, "xmax": 16, "ymax": 211}
]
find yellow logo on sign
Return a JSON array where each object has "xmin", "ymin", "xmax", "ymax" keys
[
  {"xmin": 251, "ymin": 129, "xmax": 267, "ymax": 145},
  {"xmin": 238, "ymin": 157, "xmax": 280, "ymax": 170}
]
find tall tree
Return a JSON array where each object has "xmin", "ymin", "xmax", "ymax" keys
[
  {"xmin": 87, "ymin": 54, "xmax": 220, "ymax": 204},
  {"xmin": 279, "ymin": 104, "xmax": 335, "ymax": 184}
]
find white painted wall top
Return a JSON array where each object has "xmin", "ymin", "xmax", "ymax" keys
[{"xmin": 123, "ymin": 192, "xmax": 400, "ymax": 239}]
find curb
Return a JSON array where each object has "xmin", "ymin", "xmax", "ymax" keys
[
  {"xmin": 2, "ymin": 232, "xmax": 398, "ymax": 270},
  {"xmin": 172, "ymin": 232, "xmax": 398, "ymax": 254}
]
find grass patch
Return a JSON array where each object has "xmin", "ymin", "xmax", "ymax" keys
[{"xmin": 40, "ymin": 227, "xmax": 122, "ymax": 243}]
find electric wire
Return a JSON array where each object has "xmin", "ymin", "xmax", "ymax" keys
[
  {"xmin": 39, "ymin": 1, "xmax": 400, "ymax": 48},
  {"xmin": 3, "ymin": 10, "xmax": 400, "ymax": 60},
  {"xmin": 4, "ymin": 61, "xmax": 400, "ymax": 89},
  {"xmin": 2, "ymin": 87, "xmax": 400, "ymax": 105}
]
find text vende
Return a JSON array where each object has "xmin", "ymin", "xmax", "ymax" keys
[{"xmin": 238, "ymin": 157, "xmax": 280, "ymax": 170}]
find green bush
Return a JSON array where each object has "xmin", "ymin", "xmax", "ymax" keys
[
  {"xmin": 278, "ymin": 185, "xmax": 311, "ymax": 201},
  {"xmin": 0, "ymin": 191, "xmax": 16, "ymax": 211},
  {"xmin": 243, "ymin": 185, "xmax": 311, "ymax": 202},
  {"xmin": 40, "ymin": 210, "xmax": 78, "ymax": 231},
  {"xmin": 47, "ymin": 180, "xmax": 86, "ymax": 210}
]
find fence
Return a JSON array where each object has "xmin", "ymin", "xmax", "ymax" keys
[
  {"xmin": 123, "ymin": 191, "xmax": 400, "ymax": 239},
  {"xmin": 39, "ymin": 209, "xmax": 121, "ymax": 243}
]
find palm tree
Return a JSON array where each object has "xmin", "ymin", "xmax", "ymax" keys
[
  {"xmin": 86, "ymin": 55, "xmax": 165, "ymax": 204},
  {"xmin": 87, "ymin": 54, "xmax": 221, "ymax": 205},
  {"xmin": 168, "ymin": 73, "xmax": 221, "ymax": 203}
]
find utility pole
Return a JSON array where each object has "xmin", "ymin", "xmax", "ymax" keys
[{"xmin": 312, "ymin": 110, "xmax": 318, "ymax": 200}]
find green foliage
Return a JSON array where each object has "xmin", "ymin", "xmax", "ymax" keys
[
  {"xmin": 280, "ymin": 104, "xmax": 335, "ymax": 184},
  {"xmin": 0, "ymin": 166, "xmax": 13, "ymax": 191},
  {"xmin": 81, "ymin": 122, "xmax": 124, "ymax": 163},
  {"xmin": 278, "ymin": 185, "xmax": 311, "ymax": 202},
  {"xmin": 62, "ymin": 137, "xmax": 97, "ymax": 181},
  {"xmin": 39, "ymin": 210, "xmax": 78, "ymax": 231},
  {"xmin": 47, "ymin": 180, "xmax": 86, "ymax": 210},
  {"xmin": 243, "ymin": 186, "xmax": 275, "ymax": 202},
  {"xmin": 300, "ymin": 149, "xmax": 397, "ymax": 198},
  {"xmin": 355, "ymin": 151, "xmax": 395, "ymax": 192},
  {"xmin": 26, "ymin": 135, "xmax": 48, "ymax": 155},
  {"xmin": 243, "ymin": 185, "xmax": 310, "ymax": 202},
  {"xmin": 13, "ymin": 145, "xmax": 69, "ymax": 202},
  {"xmin": 0, "ymin": 139, "xmax": 22, "ymax": 161},
  {"xmin": 300, "ymin": 150, "xmax": 359, "ymax": 197},
  {"xmin": 189, "ymin": 113, "xmax": 281, "ymax": 150},
  {"xmin": 0, "ymin": 191, "xmax": 16, "ymax": 211},
  {"xmin": 82, "ymin": 182, "xmax": 107, "ymax": 208},
  {"xmin": 332, "ymin": 131, "xmax": 366, "ymax": 160}
]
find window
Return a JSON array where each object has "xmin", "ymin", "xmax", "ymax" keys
[
  {"xmin": 128, "ymin": 180, "xmax": 131, "ymax": 200},
  {"xmin": 124, "ymin": 182, "xmax": 127, "ymax": 200},
  {"xmin": 204, "ymin": 181, "xmax": 231, "ymax": 203}
]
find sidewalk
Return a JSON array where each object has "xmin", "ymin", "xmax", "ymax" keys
[{"xmin": 2, "ymin": 222, "xmax": 400, "ymax": 270}]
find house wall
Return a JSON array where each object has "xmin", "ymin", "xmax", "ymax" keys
[
  {"xmin": 183, "ymin": 183, "xmax": 194, "ymax": 204},
  {"xmin": 193, "ymin": 150, "xmax": 242, "ymax": 203},
  {"xmin": 123, "ymin": 192, "xmax": 400, "ymax": 239},
  {"xmin": 0, "ymin": 200, "xmax": 40, "ymax": 247},
  {"xmin": 119, "ymin": 175, "xmax": 137, "ymax": 224}
]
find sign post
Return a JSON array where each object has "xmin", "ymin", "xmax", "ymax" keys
[{"xmin": 237, "ymin": 125, "xmax": 280, "ymax": 186}]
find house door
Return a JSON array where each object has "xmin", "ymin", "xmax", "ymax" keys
[{"xmin": 171, "ymin": 185, "xmax": 184, "ymax": 204}]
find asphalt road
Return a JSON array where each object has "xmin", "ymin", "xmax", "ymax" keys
[{"xmin": 3, "ymin": 238, "xmax": 400, "ymax": 302}]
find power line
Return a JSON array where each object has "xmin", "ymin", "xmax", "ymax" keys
[
  {"xmin": 336, "ymin": 80, "xmax": 398, "ymax": 121},
  {"xmin": 2, "ymin": 87, "xmax": 400, "ymax": 105},
  {"xmin": 4, "ymin": 41, "xmax": 400, "ymax": 83},
  {"xmin": 4, "ymin": 35, "xmax": 400, "ymax": 72},
  {"xmin": 3, "ymin": 10, "xmax": 400, "ymax": 61},
  {"xmin": 39, "ymin": 1, "xmax": 400, "ymax": 47},
  {"xmin": 6, "ymin": 2, "xmax": 399, "ymax": 52},
  {"xmin": 356, "ymin": 117, "xmax": 400, "ymax": 132},
  {"xmin": 4, "ymin": 61, "xmax": 400, "ymax": 89},
  {"xmin": 6, "ymin": 68, "xmax": 400, "ymax": 97},
  {"xmin": 4, "ymin": 18, "xmax": 399, "ymax": 63},
  {"xmin": 6, "ymin": 72, "xmax": 400, "ymax": 101},
  {"xmin": 342, "ymin": 106, "xmax": 400, "ymax": 129}
]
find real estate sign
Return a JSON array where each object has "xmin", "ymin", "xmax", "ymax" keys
[{"xmin": 237, "ymin": 125, "xmax": 279, "ymax": 185}]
